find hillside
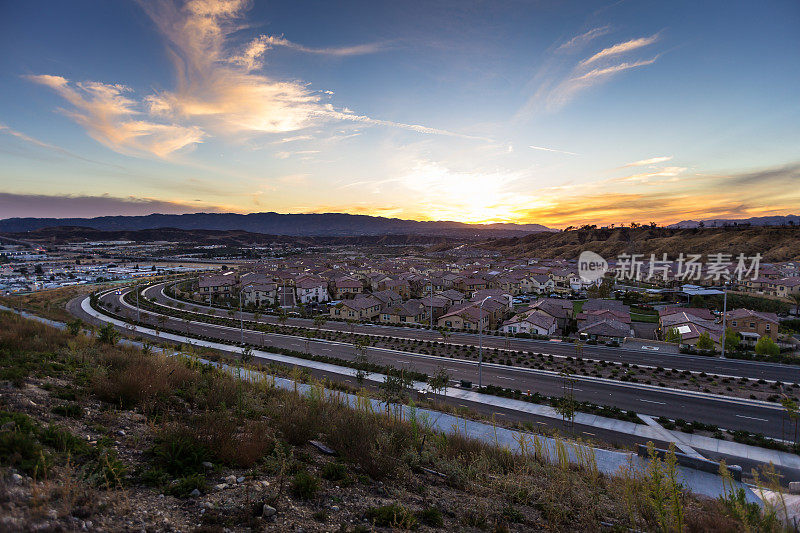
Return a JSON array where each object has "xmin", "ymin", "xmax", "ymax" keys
[
  {"xmin": 0, "ymin": 212, "xmax": 552, "ymax": 238},
  {"xmin": 479, "ymin": 226, "xmax": 800, "ymax": 262},
  {"xmin": 0, "ymin": 312, "xmax": 773, "ymax": 532}
]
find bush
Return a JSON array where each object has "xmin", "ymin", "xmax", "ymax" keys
[
  {"xmin": 321, "ymin": 461, "xmax": 347, "ymax": 481},
  {"xmin": 366, "ymin": 503, "xmax": 417, "ymax": 529},
  {"xmin": 52, "ymin": 403, "xmax": 83, "ymax": 418},
  {"xmin": 166, "ymin": 473, "xmax": 206, "ymax": 498},
  {"xmin": 151, "ymin": 426, "xmax": 211, "ymax": 476},
  {"xmin": 291, "ymin": 470, "xmax": 319, "ymax": 500},
  {"xmin": 418, "ymin": 506, "xmax": 444, "ymax": 527}
]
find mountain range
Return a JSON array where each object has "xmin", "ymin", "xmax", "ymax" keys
[
  {"xmin": 0, "ymin": 212, "xmax": 553, "ymax": 237},
  {"xmin": 668, "ymin": 214, "xmax": 800, "ymax": 228}
]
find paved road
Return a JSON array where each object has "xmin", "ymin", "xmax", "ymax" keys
[
  {"xmin": 74, "ymin": 287, "xmax": 789, "ymax": 440},
  {"xmin": 145, "ymin": 281, "xmax": 800, "ymax": 383}
]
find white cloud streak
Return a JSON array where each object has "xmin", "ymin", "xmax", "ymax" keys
[
  {"xmin": 528, "ymin": 145, "xmax": 578, "ymax": 156},
  {"xmin": 623, "ymin": 156, "xmax": 673, "ymax": 167},
  {"xmin": 556, "ymin": 26, "xmax": 610, "ymax": 53},
  {"xmin": 580, "ymin": 34, "xmax": 659, "ymax": 66}
]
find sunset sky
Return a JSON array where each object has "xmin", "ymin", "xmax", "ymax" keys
[{"xmin": 1, "ymin": 0, "xmax": 798, "ymax": 228}]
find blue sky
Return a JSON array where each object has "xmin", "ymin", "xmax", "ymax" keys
[{"xmin": 1, "ymin": 0, "xmax": 798, "ymax": 227}]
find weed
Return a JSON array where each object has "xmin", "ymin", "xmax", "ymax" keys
[{"xmin": 291, "ymin": 470, "xmax": 319, "ymax": 500}]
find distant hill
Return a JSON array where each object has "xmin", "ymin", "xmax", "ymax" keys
[
  {"xmin": 669, "ymin": 214, "xmax": 800, "ymax": 228},
  {"xmin": 0, "ymin": 212, "xmax": 553, "ymax": 238},
  {"xmin": 479, "ymin": 225, "xmax": 800, "ymax": 262},
  {"xmin": 2, "ymin": 226, "xmax": 463, "ymax": 247}
]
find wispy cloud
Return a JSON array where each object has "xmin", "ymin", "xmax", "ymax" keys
[
  {"xmin": 141, "ymin": 0, "xmax": 475, "ymax": 139},
  {"xmin": 26, "ymin": 74, "xmax": 205, "ymax": 157},
  {"xmin": 573, "ymin": 58, "xmax": 657, "ymax": 81},
  {"xmin": 28, "ymin": 0, "xmax": 480, "ymax": 159},
  {"xmin": 529, "ymin": 145, "xmax": 578, "ymax": 156},
  {"xmin": 622, "ymin": 155, "xmax": 673, "ymax": 167},
  {"xmin": 556, "ymin": 26, "xmax": 611, "ymax": 53},
  {"xmin": 580, "ymin": 34, "xmax": 659, "ymax": 66},
  {"xmin": 0, "ymin": 122, "xmax": 112, "ymax": 166},
  {"xmin": 519, "ymin": 31, "xmax": 663, "ymax": 114}
]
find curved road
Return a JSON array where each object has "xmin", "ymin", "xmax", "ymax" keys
[{"xmin": 71, "ymin": 285, "xmax": 791, "ymax": 440}]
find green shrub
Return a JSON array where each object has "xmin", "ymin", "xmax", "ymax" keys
[
  {"xmin": 291, "ymin": 470, "xmax": 319, "ymax": 500},
  {"xmin": 166, "ymin": 473, "xmax": 206, "ymax": 498},
  {"xmin": 52, "ymin": 403, "xmax": 83, "ymax": 418},
  {"xmin": 418, "ymin": 506, "xmax": 444, "ymax": 527},
  {"xmin": 39, "ymin": 425, "xmax": 89, "ymax": 456},
  {"xmin": 151, "ymin": 426, "xmax": 211, "ymax": 476},
  {"xmin": 366, "ymin": 503, "xmax": 417, "ymax": 529},
  {"xmin": 0, "ymin": 429, "xmax": 48, "ymax": 476},
  {"xmin": 321, "ymin": 461, "xmax": 347, "ymax": 481}
]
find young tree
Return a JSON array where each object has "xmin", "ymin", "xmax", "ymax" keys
[
  {"xmin": 66, "ymin": 318, "xmax": 84, "ymax": 336},
  {"xmin": 380, "ymin": 370, "xmax": 412, "ymax": 418},
  {"xmin": 353, "ymin": 337, "xmax": 370, "ymax": 385},
  {"xmin": 98, "ymin": 323, "xmax": 120, "ymax": 345},
  {"xmin": 722, "ymin": 327, "xmax": 740, "ymax": 353},
  {"xmin": 696, "ymin": 331, "xmax": 715, "ymax": 352},
  {"xmin": 240, "ymin": 345, "xmax": 254, "ymax": 365},
  {"xmin": 664, "ymin": 327, "xmax": 682, "ymax": 344},
  {"xmin": 313, "ymin": 315, "xmax": 326, "ymax": 331},
  {"xmin": 429, "ymin": 367, "xmax": 450, "ymax": 398},
  {"xmin": 755, "ymin": 335, "xmax": 780, "ymax": 356}
]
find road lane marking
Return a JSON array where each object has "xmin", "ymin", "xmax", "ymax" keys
[
  {"xmin": 639, "ymin": 399, "xmax": 666, "ymax": 405},
  {"xmin": 735, "ymin": 415, "xmax": 769, "ymax": 422}
]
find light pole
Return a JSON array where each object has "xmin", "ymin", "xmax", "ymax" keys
[
  {"xmin": 478, "ymin": 296, "xmax": 491, "ymax": 388},
  {"xmin": 429, "ymin": 280, "xmax": 434, "ymax": 330},
  {"xmin": 135, "ymin": 282, "xmax": 140, "ymax": 324},
  {"xmin": 720, "ymin": 280, "xmax": 729, "ymax": 358},
  {"xmin": 239, "ymin": 282, "xmax": 254, "ymax": 347}
]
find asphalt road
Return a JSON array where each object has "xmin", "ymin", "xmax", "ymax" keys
[
  {"xmin": 74, "ymin": 286, "xmax": 789, "ymax": 440},
  {"xmin": 145, "ymin": 281, "xmax": 800, "ymax": 383}
]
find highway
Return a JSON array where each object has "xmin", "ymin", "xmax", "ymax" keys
[
  {"xmin": 144, "ymin": 280, "xmax": 800, "ymax": 383},
  {"xmin": 70, "ymin": 285, "xmax": 790, "ymax": 440}
]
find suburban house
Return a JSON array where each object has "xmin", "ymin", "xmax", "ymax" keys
[
  {"xmin": 437, "ymin": 289, "xmax": 465, "ymax": 306},
  {"xmin": 577, "ymin": 308, "xmax": 633, "ymax": 342},
  {"xmin": 521, "ymin": 274, "xmax": 555, "ymax": 294},
  {"xmin": 725, "ymin": 308, "xmax": 779, "ymax": 341},
  {"xmin": 455, "ymin": 278, "xmax": 488, "ymax": 297},
  {"xmin": 471, "ymin": 289, "xmax": 514, "ymax": 310},
  {"xmin": 526, "ymin": 298, "xmax": 573, "ymax": 332},
  {"xmin": 329, "ymin": 296, "xmax": 382, "ymax": 320},
  {"xmin": 362, "ymin": 289, "xmax": 402, "ymax": 308},
  {"xmin": 240, "ymin": 281, "xmax": 277, "ymax": 307},
  {"xmin": 294, "ymin": 276, "xmax": 330, "ymax": 304},
  {"xmin": 418, "ymin": 295, "xmax": 451, "ymax": 321},
  {"xmin": 500, "ymin": 310, "xmax": 557, "ymax": 336},
  {"xmin": 332, "ymin": 277, "xmax": 363, "ymax": 299},
  {"xmin": 658, "ymin": 308, "xmax": 721, "ymax": 348},
  {"xmin": 198, "ymin": 272, "xmax": 237, "ymax": 301},
  {"xmin": 437, "ymin": 304, "xmax": 490, "ymax": 331},
  {"xmin": 379, "ymin": 300, "xmax": 427, "ymax": 325}
]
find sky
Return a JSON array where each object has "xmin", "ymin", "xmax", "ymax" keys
[{"xmin": 0, "ymin": 0, "xmax": 799, "ymax": 228}]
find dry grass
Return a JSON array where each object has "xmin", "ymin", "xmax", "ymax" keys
[{"xmin": 0, "ymin": 310, "xmax": 787, "ymax": 531}]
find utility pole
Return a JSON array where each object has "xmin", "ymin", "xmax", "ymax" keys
[
  {"xmin": 478, "ymin": 296, "xmax": 490, "ymax": 388},
  {"xmin": 239, "ymin": 286, "xmax": 245, "ymax": 346}
]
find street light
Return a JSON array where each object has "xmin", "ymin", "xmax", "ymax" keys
[
  {"xmin": 720, "ymin": 279, "xmax": 729, "ymax": 358},
  {"xmin": 238, "ymin": 282, "xmax": 255, "ymax": 347},
  {"xmin": 477, "ymin": 296, "xmax": 491, "ymax": 388}
]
